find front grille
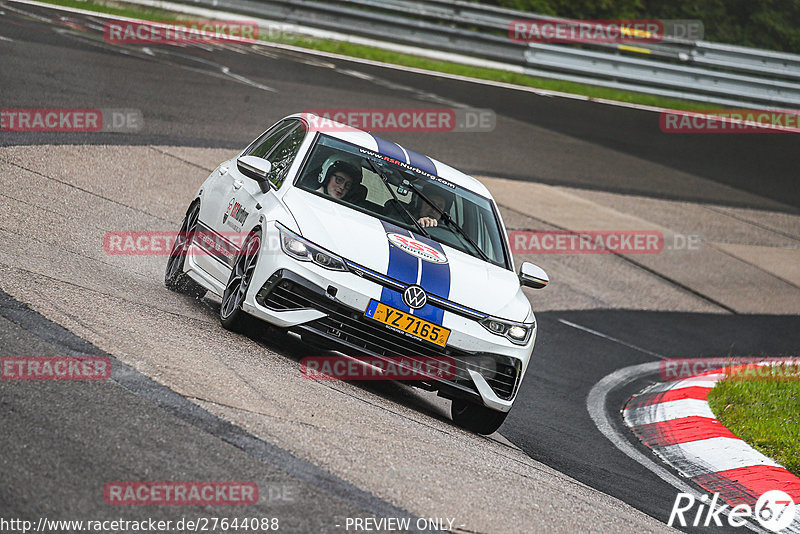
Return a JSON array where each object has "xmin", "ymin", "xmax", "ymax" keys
[
  {"xmin": 262, "ymin": 279, "xmax": 311, "ymax": 310},
  {"xmin": 259, "ymin": 273, "xmax": 519, "ymax": 400}
]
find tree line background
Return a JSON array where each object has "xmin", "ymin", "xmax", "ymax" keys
[{"xmin": 478, "ymin": 0, "xmax": 800, "ymax": 53}]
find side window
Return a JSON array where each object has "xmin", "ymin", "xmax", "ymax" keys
[
  {"xmin": 453, "ymin": 195, "xmax": 464, "ymax": 226},
  {"xmin": 476, "ymin": 210, "xmax": 495, "ymax": 258},
  {"xmin": 264, "ymin": 124, "xmax": 306, "ymax": 189},
  {"xmin": 245, "ymin": 120, "xmax": 296, "ymax": 159}
]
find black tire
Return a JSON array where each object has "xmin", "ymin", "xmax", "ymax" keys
[
  {"xmin": 450, "ymin": 399, "xmax": 508, "ymax": 435},
  {"xmin": 165, "ymin": 201, "xmax": 206, "ymax": 299},
  {"xmin": 220, "ymin": 229, "xmax": 261, "ymax": 333}
]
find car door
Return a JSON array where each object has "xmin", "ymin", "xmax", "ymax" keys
[
  {"xmin": 194, "ymin": 119, "xmax": 299, "ymax": 283},
  {"xmin": 224, "ymin": 120, "xmax": 308, "ymax": 238}
]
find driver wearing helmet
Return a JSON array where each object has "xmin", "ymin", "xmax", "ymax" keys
[
  {"xmin": 316, "ymin": 158, "xmax": 362, "ymax": 200},
  {"xmin": 415, "ymin": 185, "xmax": 453, "ymax": 228}
]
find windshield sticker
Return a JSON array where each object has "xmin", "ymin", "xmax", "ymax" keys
[
  {"xmin": 359, "ymin": 148, "xmax": 435, "ymax": 181},
  {"xmin": 428, "ymin": 176, "xmax": 456, "ymax": 189},
  {"xmin": 387, "ymin": 233, "xmax": 448, "ymax": 264}
]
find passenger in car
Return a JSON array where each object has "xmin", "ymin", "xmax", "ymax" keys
[{"xmin": 316, "ymin": 160, "xmax": 362, "ymax": 200}]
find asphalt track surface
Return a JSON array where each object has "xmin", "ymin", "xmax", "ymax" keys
[
  {"xmin": 2, "ymin": 3, "xmax": 799, "ymax": 211},
  {"xmin": 0, "ymin": 289, "xmax": 425, "ymax": 532},
  {"xmin": 2, "ymin": 4, "xmax": 800, "ymax": 533}
]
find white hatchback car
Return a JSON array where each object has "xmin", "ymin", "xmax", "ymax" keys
[{"xmin": 166, "ymin": 113, "xmax": 548, "ymax": 434}]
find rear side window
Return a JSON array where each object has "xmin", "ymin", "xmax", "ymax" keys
[
  {"xmin": 264, "ymin": 124, "xmax": 306, "ymax": 189},
  {"xmin": 245, "ymin": 120, "xmax": 296, "ymax": 159}
]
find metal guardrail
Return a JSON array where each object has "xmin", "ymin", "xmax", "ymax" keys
[
  {"xmin": 691, "ymin": 41, "xmax": 800, "ymax": 80},
  {"xmin": 176, "ymin": 0, "xmax": 800, "ymax": 107},
  {"xmin": 365, "ymin": 0, "xmax": 800, "ymax": 81}
]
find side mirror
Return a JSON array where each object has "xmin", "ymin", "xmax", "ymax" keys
[
  {"xmin": 237, "ymin": 156, "xmax": 273, "ymax": 192},
  {"xmin": 519, "ymin": 262, "xmax": 549, "ymax": 289}
]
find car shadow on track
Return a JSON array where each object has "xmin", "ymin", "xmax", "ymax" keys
[{"xmin": 198, "ymin": 294, "xmax": 460, "ymax": 433}]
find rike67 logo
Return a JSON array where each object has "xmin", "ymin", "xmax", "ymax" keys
[{"xmin": 669, "ymin": 490, "xmax": 796, "ymax": 531}]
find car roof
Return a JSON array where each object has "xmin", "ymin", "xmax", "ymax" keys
[{"xmin": 289, "ymin": 112, "xmax": 493, "ymax": 199}]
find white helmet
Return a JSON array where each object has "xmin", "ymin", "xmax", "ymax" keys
[{"xmin": 318, "ymin": 154, "xmax": 363, "ymax": 186}]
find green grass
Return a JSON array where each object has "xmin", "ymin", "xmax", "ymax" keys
[
  {"xmin": 708, "ymin": 367, "xmax": 800, "ymax": 476},
  {"xmin": 43, "ymin": 0, "xmax": 179, "ymax": 22},
  {"xmin": 41, "ymin": 0, "xmax": 713, "ymax": 111}
]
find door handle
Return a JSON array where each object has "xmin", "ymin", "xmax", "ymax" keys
[{"xmin": 233, "ymin": 179, "xmax": 244, "ymax": 190}]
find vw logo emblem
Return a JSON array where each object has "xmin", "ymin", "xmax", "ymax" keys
[{"xmin": 403, "ymin": 285, "xmax": 427, "ymax": 310}]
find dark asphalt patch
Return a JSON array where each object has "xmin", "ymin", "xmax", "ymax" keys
[{"xmin": 0, "ymin": 288, "xmax": 434, "ymax": 533}]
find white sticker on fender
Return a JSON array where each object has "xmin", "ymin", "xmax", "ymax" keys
[{"xmin": 387, "ymin": 233, "xmax": 447, "ymax": 264}]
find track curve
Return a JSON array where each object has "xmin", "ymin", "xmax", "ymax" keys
[{"xmin": 2, "ymin": 3, "xmax": 800, "ymax": 532}]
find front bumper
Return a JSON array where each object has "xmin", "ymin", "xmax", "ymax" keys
[{"xmin": 247, "ymin": 267, "xmax": 532, "ymax": 412}]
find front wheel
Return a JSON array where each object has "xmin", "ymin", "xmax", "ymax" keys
[
  {"xmin": 165, "ymin": 201, "xmax": 206, "ymax": 299},
  {"xmin": 450, "ymin": 399, "xmax": 508, "ymax": 435},
  {"xmin": 220, "ymin": 229, "xmax": 261, "ymax": 333}
]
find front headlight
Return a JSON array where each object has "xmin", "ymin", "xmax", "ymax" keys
[
  {"xmin": 480, "ymin": 317, "xmax": 534, "ymax": 345},
  {"xmin": 277, "ymin": 223, "xmax": 348, "ymax": 271}
]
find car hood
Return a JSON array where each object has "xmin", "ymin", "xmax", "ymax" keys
[{"xmin": 283, "ymin": 188, "xmax": 530, "ymax": 321}]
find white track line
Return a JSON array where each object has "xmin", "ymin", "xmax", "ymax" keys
[
  {"xmin": 658, "ymin": 437, "xmax": 780, "ymax": 478},
  {"xmin": 624, "ymin": 398, "xmax": 716, "ymax": 424},
  {"xmin": 645, "ymin": 378, "xmax": 721, "ymax": 392},
  {"xmin": 558, "ymin": 319, "xmax": 668, "ymax": 359}
]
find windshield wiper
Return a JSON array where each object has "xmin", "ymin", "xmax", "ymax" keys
[
  {"xmin": 366, "ymin": 159, "xmax": 431, "ymax": 238},
  {"xmin": 403, "ymin": 179, "xmax": 492, "ymax": 263}
]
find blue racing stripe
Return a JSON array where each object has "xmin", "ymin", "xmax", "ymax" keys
[
  {"xmin": 379, "ymin": 220, "xmax": 417, "ymax": 313},
  {"xmin": 370, "ymin": 135, "xmax": 407, "ymax": 163},
  {"xmin": 412, "ymin": 234, "xmax": 450, "ymax": 325},
  {"xmin": 404, "ymin": 147, "xmax": 437, "ymax": 176},
  {"xmin": 369, "ymin": 136, "xmax": 449, "ymax": 326}
]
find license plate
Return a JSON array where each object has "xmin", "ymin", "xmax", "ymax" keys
[{"xmin": 364, "ymin": 300, "xmax": 450, "ymax": 347}]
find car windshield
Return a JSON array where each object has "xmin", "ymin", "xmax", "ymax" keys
[{"xmin": 295, "ymin": 134, "xmax": 509, "ymax": 268}]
